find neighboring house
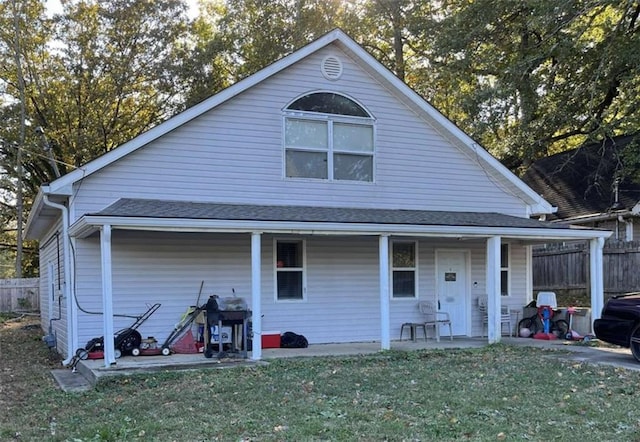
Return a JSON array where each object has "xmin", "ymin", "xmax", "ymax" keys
[
  {"xmin": 25, "ymin": 29, "xmax": 610, "ymax": 366},
  {"xmin": 522, "ymin": 135, "xmax": 640, "ymax": 242}
]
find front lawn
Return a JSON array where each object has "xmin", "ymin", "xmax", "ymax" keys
[{"xmin": 2, "ymin": 315, "xmax": 639, "ymax": 441}]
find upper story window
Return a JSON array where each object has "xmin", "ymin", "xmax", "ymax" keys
[{"xmin": 284, "ymin": 92, "xmax": 374, "ymax": 182}]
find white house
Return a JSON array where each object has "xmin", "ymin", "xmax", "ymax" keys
[{"xmin": 25, "ymin": 29, "xmax": 611, "ymax": 367}]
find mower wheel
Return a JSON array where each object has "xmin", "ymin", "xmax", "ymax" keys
[
  {"xmin": 114, "ymin": 349, "xmax": 122, "ymax": 359},
  {"xmin": 115, "ymin": 329, "xmax": 142, "ymax": 354},
  {"xmin": 204, "ymin": 347, "xmax": 213, "ymax": 358},
  {"xmin": 76, "ymin": 348, "xmax": 89, "ymax": 360},
  {"xmin": 131, "ymin": 347, "xmax": 141, "ymax": 357},
  {"xmin": 161, "ymin": 347, "xmax": 171, "ymax": 356}
]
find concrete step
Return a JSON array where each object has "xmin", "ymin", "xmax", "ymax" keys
[{"xmin": 50, "ymin": 369, "xmax": 93, "ymax": 393}]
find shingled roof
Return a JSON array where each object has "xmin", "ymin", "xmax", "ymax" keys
[
  {"xmin": 522, "ymin": 135, "xmax": 640, "ymax": 221},
  {"xmin": 92, "ymin": 198, "xmax": 567, "ymax": 230}
]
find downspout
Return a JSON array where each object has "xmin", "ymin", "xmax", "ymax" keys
[
  {"xmin": 618, "ymin": 215, "xmax": 632, "ymax": 241},
  {"xmin": 42, "ymin": 194, "xmax": 76, "ymax": 365}
]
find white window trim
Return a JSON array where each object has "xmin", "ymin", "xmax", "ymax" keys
[
  {"xmin": 273, "ymin": 238, "xmax": 307, "ymax": 302},
  {"xmin": 282, "ymin": 93, "xmax": 376, "ymax": 183},
  {"xmin": 390, "ymin": 240, "xmax": 418, "ymax": 300},
  {"xmin": 501, "ymin": 243, "xmax": 510, "ymax": 297}
]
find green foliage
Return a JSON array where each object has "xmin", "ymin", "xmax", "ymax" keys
[
  {"xmin": 412, "ymin": 0, "xmax": 640, "ymax": 173},
  {"xmin": 0, "ymin": 0, "xmax": 190, "ymax": 276}
]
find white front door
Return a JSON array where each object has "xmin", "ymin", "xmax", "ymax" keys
[{"xmin": 436, "ymin": 250, "xmax": 468, "ymax": 336}]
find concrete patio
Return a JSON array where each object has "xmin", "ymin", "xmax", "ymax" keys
[{"xmin": 49, "ymin": 336, "xmax": 640, "ymax": 392}]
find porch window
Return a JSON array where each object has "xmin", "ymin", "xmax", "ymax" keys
[
  {"xmin": 284, "ymin": 92, "xmax": 374, "ymax": 182},
  {"xmin": 276, "ymin": 240, "xmax": 305, "ymax": 301},
  {"xmin": 392, "ymin": 241, "xmax": 417, "ymax": 298},
  {"xmin": 500, "ymin": 243, "xmax": 510, "ymax": 296}
]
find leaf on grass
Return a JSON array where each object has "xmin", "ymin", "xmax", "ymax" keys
[{"xmin": 302, "ymin": 381, "xmax": 314, "ymax": 393}]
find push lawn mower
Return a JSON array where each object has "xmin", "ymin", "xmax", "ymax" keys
[{"xmin": 72, "ymin": 303, "xmax": 161, "ymax": 364}]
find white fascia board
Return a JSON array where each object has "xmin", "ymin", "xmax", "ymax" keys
[
  {"xmin": 46, "ymin": 30, "xmax": 347, "ymax": 194},
  {"xmin": 336, "ymin": 38, "xmax": 554, "ymax": 215},
  {"xmin": 42, "ymin": 184, "xmax": 73, "ymax": 196},
  {"xmin": 24, "ymin": 189, "xmax": 45, "ymax": 240},
  {"xmin": 71, "ymin": 215, "xmax": 612, "ymax": 241},
  {"xmin": 24, "ymin": 184, "xmax": 74, "ymax": 240}
]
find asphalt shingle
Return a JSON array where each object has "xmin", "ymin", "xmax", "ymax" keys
[{"xmin": 93, "ymin": 198, "xmax": 568, "ymax": 230}]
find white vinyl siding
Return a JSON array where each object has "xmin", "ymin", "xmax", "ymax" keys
[
  {"xmin": 71, "ymin": 233, "xmax": 532, "ymax": 345},
  {"xmin": 69, "ymin": 44, "xmax": 528, "ymax": 222},
  {"xmin": 37, "ymin": 222, "xmax": 68, "ymax": 356}
]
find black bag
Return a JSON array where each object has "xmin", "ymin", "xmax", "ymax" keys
[{"xmin": 280, "ymin": 331, "xmax": 308, "ymax": 348}]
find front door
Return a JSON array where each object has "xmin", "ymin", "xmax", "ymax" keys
[{"xmin": 436, "ymin": 250, "xmax": 468, "ymax": 336}]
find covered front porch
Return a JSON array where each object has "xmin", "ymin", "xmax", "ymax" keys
[{"xmin": 66, "ymin": 199, "xmax": 611, "ymax": 367}]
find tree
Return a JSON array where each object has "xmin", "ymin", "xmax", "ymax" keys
[
  {"xmin": 0, "ymin": 0, "xmax": 191, "ymax": 276},
  {"xmin": 177, "ymin": 0, "xmax": 353, "ymax": 107},
  {"xmin": 409, "ymin": 0, "xmax": 640, "ymax": 173},
  {"xmin": 0, "ymin": 0, "xmax": 51, "ymax": 276},
  {"xmin": 39, "ymin": 0, "xmax": 190, "ymax": 168}
]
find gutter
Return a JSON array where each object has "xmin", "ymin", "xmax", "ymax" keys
[
  {"xmin": 42, "ymin": 193, "xmax": 77, "ymax": 365},
  {"xmin": 554, "ymin": 210, "xmax": 633, "ymax": 225}
]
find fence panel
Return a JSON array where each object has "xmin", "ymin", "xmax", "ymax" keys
[
  {"xmin": 0, "ymin": 278, "xmax": 40, "ymax": 313},
  {"xmin": 533, "ymin": 243, "xmax": 587, "ymax": 290},
  {"xmin": 603, "ymin": 241, "xmax": 640, "ymax": 294},
  {"xmin": 533, "ymin": 240, "xmax": 640, "ymax": 299}
]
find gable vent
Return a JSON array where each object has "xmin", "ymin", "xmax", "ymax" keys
[{"xmin": 321, "ymin": 56, "xmax": 343, "ymax": 81}]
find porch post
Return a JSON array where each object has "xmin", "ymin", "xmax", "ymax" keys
[
  {"xmin": 379, "ymin": 235, "xmax": 390, "ymax": 350},
  {"xmin": 251, "ymin": 232, "xmax": 262, "ymax": 360},
  {"xmin": 525, "ymin": 245, "xmax": 533, "ymax": 305},
  {"xmin": 100, "ymin": 224, "xmax": 116, "ymax": 366},
  {"xmin": 486, "ymin": 236, "xmax": 501, "ymax": 344},
  {"xmin": 590, "ymin": 237, "xmax": 605, "ymax": 325}
]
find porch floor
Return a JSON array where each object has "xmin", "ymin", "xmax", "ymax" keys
[
  {"xmin": 56, "ymin": 336, "xmax": 637, "ymax": 392},
  {"xmin": 77, "ymin": 337, "xmax": 537, "ymax": 379}
]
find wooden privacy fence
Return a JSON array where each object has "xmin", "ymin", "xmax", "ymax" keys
[
  {"xmin": 533, "ymin": 240, "xmax": 640, "ymax": 299},
  {"xmin": 0, "ymin": 278, "xmax": 39, "ymax": 313}
]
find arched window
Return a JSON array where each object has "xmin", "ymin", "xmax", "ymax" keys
[{"xmin": 283, "ymin": 92, "xmax": 374, "ymax": 182}]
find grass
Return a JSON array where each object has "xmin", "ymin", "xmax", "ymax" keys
[{"xmin": 2, "ymin": 316, "xmax": 640, "ymax": 441}]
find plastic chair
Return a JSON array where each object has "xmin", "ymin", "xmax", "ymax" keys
[
  {"xmin": 418, "ymin": 301, "xmax": 453, "ymax": 342},
  {"xmin": 478, "ymin": 297, "xmax": 513, "ymax": 337}
]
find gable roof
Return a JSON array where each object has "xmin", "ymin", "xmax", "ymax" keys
[
  {"xmin": 522, "ymin": 135, "xmax": 640, "ymax": 221},
  {"xmin": 27, "ymin": 29, "xmax": 554, "ymax": 240}
]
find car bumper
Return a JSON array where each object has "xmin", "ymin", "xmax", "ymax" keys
[{"xmin": 594, "ymin": 318, "xmax": 633, "ymax": 348}]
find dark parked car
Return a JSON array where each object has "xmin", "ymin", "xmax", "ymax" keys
[{"xmin": 594, "ymin": 292, "xmax": 640, "ymax": 362}]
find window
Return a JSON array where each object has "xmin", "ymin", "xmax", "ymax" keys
[
  {"xmin": 276, "ymin": 240, "xmax": 305, "ymax": 300},
  {"xmin": 392, "ymin": 241, "xmax": 417, "ymax": 298},
  {"xmin": 500, "ymin": 244, "xmax": 509, "ymax": 296},
  {"xmin": 284, "ymin": 92, "xmax": 374, "ymax": 182}
]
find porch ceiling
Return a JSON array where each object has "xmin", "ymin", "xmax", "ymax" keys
[{"xmin": 69, "ymin": 198, "xmax": 612, "ymax": 241}]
